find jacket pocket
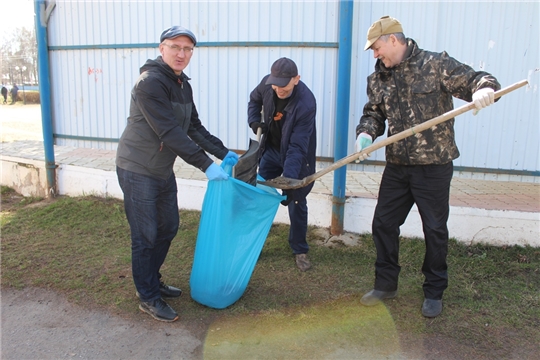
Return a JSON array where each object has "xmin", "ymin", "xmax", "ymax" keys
[
  {"xmin": 412, "ymin": 81, "xmax": 439, "ymax": 120},
  {"xmin": 367, "ymin": 90, "xmax": 383, "ymax": 107}
]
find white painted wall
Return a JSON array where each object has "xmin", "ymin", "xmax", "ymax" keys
[{"xmin": 2, "ymin": 155, "xmax": 538, "ymax": 247}]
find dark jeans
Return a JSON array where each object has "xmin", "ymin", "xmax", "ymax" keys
[
  {"xmin": 372, "ymin": 162, "xmax": 453, "ymax": 300},
  {"xmin": 258, "ymin": 146, "xmax": 309, "ymax": 254},
  {"xmin": 116, "ymin": 167, "xmax": 179, "ymax": 302}
]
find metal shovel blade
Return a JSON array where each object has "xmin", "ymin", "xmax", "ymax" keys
[
  {"xmin": 258, "ymin": 80, "xmax": 528, "ymax": 190},
  {"xmin": 258, "ymin": 176, "xmax": 309, "ymax": 189},
  {"xmin": 233, "ymin": 138, "xmax": 260, "ymax": 186}
]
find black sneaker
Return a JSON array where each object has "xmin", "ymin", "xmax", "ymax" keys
[
  {"xmin": 139, "ymin": 298, "xmax": 179, "ymax": 322},
  {"xmin": 159, "ymin": 281, "xmax": 182, "ymax": 298},
  {"xmin": 136, "ymin": 283, "xmax": 182, "ymax": 300}
]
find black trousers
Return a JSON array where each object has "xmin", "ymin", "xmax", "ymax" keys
[{"xmin": 372, "ymin": 162, "xmax": 453, "ymax": 300}]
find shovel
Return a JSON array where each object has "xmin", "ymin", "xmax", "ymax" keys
[
  {"xmin": 258, "ymin": 79, "xmax": 528, "ymax": 190},
  {"xmin": 232, "ymin": 127, "xmax": 263, "ymax": 186}
]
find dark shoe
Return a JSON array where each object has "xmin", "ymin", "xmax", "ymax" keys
[
  {"xmin": 159, "ymin": 281, "xmax": 182, "ymax": 298},
  {"xmin": 422, "ymin": 298, "xmax": 443, "ymax": 318},
  {"xmin": 136, "ymin": 282, "xmax": 182, "ymax": 300},
  {"xmin": 295, "ymin": 254, "xmax": 311, "ymax": 271},
  {"xmin": 139, "ymin": 298, "xmax": 179, "ymax": 322},
  {"xmin": 360, "ymin": 289, "xmax": 398, "ymax": 306}
]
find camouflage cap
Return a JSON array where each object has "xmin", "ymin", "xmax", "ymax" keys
[{"xmin": 364, "ymin": 16, "xmax": 403, "ymax": 51}]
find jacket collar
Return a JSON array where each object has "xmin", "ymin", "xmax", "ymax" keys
[
  {"xmin": 142, "ymin": 56, "xmax": 191, "ymax": 83},
  {"xmin": 375, "ymin": 38, "xmax": 420, "ymax": 73}
]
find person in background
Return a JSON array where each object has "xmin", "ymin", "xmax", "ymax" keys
[
  {"xmin": 248, "ymin": 57, "xmax": 317, "ymax": 272},
  {"xmin": 116, "ymin": 26, "xmax": 238, "ymax": 322},
  {"xmin": 10, "ymin": 83, "xmax": 18, "ymax": 104},
  {"xmin": 356, "ymin": 16, "xmax": 500, "ymax": 318},
  {"xmin": 1, "ymin": 84, "xmax": 8, "ymax": 104}
]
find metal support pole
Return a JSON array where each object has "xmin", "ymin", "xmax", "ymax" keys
[
  {"xmin": 34, "ymin": 0, "xmax": 57, "ymax": 196},
  {"xmin": 331, "ymin": 0, "xmax": 354, "ymax": 235}
]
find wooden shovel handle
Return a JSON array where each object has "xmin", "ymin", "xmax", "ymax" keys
[{"xmin": 303, "ymin": 79, "xmax": 529, "ymax": 185}]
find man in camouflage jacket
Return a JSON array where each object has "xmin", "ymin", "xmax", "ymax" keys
[{"xmin": 356, "ymin": 16, "xmax": 500, "ymax": 318}]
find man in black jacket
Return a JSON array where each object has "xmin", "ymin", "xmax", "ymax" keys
[
  {"xmin": 1, "ymin": 84, "xmax": 7, "ymax": 104},
  {"xmin": 10, "ymin": 84, "xmax": 18, "ymax": 105},
  {"xmin": 116, "ymin": 26, "xmax": 238, "ymax": 322},
  {"xmin": 248, "ymin": 58, "xmax": 317, "ymax": 272}
]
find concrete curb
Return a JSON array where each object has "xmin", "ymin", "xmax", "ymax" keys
[{"xmin": 2, "ymin": 154, "xmax": 538, "ymax": 247}]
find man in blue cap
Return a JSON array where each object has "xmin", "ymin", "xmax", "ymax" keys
[
  {"xmin": 248, "ymin": 57, "xmax": 317, "ymax": 272},
  {"xmin": 116, "ymin": 26, "xmax": 238, "ymax": 322}
]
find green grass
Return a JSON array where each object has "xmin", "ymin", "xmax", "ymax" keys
[{"xmin": 1, "ymin": 187, "xmax": 539, "ymax": 357}]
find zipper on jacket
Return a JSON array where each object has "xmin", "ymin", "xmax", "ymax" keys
[
  {"xmin": 159, "ymin": 142, "xmax": 164, "ymax": 152},
  {"xmin": 392, "ymin": 70, "xmax": 411, "ymax": 164}
]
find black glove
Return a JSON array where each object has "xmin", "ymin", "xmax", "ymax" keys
[
  {"xmin": 281, "ymin": 189, "xmax": 293, "ymax": 206},
  {"xmin": 250, "ymin": 121, "xmax": 268, "ymax": 135}
]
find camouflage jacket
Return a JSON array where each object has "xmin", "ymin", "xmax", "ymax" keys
[{"xmin": 356, "ymin": 38, "xmax": 500, "ymax": 165}]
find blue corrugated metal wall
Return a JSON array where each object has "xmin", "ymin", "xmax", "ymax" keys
[
  {"xmin": 45, "ymin": 0, "xmax": 539, "ymax": 177},
  {"xmin": 352, "ymin": 1, "xmax": 539, "ymax": 178}
]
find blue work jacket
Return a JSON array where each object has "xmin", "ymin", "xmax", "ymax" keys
[{"xmin": 248, "ymin": 76, "xmax": 317, "ymax": 198}]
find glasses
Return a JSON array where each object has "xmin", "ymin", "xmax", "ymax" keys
[{"xmin": 163, "ymin": 43, "xmax": 194, "ymax": 54}]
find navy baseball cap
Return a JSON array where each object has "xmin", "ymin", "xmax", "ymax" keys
[
  {"xmin": 265, "ymin": 57, "xmax": 298, "ymax": 87},
  {"xmin": 160, "ymin": 26, "xmax": 197, "ymax": 45}
]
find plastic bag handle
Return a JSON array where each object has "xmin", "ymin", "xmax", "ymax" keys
[{"xmin": 221, "ymin": 157, "xmax": 235, "ymax": 176}]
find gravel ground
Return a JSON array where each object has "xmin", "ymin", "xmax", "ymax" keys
[{"xmin": 1, "ymin": 287, "xmax": 201, "ymax": 359}]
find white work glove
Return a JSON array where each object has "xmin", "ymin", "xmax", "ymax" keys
[
  {"xmin": 355, "ymin": 132, "xmax": 373, "ymax": 162},
  {"xmin": 472, "ymin": 88, "xmax": 495, "ymax": 116}
]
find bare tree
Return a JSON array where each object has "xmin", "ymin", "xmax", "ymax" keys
[{"xmin": 1, "ymin": 26, "xmax": 37, "ymax": 85}]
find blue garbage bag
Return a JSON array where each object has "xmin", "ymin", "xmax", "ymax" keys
[{"xmin": 190, "ymin": 160, "xmax": 285, "ymax": 309}]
